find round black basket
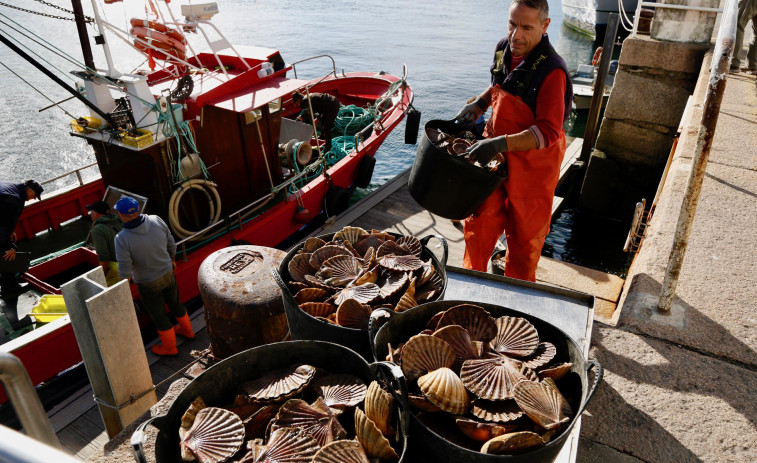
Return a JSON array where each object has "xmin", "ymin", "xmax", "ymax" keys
[{"xmin": 408, "ymin": 119, "xmax": 506, "ymax": 220}]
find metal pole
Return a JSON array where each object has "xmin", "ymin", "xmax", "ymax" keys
[
  {"xmin": 579, "ymin": 13, "xmax": 620, "ymax": 165},
  {"xmin": 0, "ymin": 353, "xmax": 60, "ymax": 449},
  {"xmin": 658, "ymin": 0, "xmax": 738, "ymax": 312},
  {"xmin": 88, "ymin": 0, "xmax": 117, "ymax": 77},
  {"xmin": 71, "ymin": 0, "xmax": 95, "ymax": 71}
]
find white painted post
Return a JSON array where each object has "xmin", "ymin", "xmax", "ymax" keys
[{"xmin": 61, "ymin": 268, "xmax": 157, "ymax": 438}]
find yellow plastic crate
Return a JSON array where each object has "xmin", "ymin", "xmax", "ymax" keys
[
  {"xmin": 122, "ymin": 129, "xmax": 154, "ymax": 149},
  {"xmin": 31, "ymin": 295, "xmax": 68, "ymax": 323},
  {"xmin": 70, "ymin": 116, "xmax": 102, "ymax": 134}
]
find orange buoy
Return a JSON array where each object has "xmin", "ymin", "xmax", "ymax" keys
[
  {"xmin": 129, "ymin": 20, "xmax": 186, "ymax": 63},
  {"xmin": 592, "ymin": 47, "xmax": 603, "ymax": 67}
]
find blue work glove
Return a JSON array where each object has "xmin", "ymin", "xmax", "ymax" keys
[
  {"xmin": 466, "ymin": 135, "xmax": 508, "ymax": 164},
  {"xmin": 455, "ymin": 97, "xmax": 488, "ymax": 124}
]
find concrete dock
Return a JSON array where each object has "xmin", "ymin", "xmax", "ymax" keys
[{"xmin": 578, "ymin": 60, "xmax": 757, "ymax": 461}]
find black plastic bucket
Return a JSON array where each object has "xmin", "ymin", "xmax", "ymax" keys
[
  {"xmin": 369, "ymin": 300, "xmax": 602, "ymax": 462},
  {"xmin": 272, "ymin": 232, "xmax": 448, "ymax": 360},
  {"xmin": 408, "ymin": 119, "xmax": 506, "ymax": 220},
  {"xmin": 131, "ymin": 340, "xmax": 410, "ymax": 462}
]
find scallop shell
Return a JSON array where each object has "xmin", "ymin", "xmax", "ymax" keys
[
  {"xmin": 309, "ymin": 373, "xmax": 367, "ymax": 409},
  {"xmin": 244, "ymin": 426, "xmax": 319, "ymax": 463},
  {"xmin": 537, "ymin": 362, "xmax": 573, "ymax": 381},
  {"xmin": 334, "ymin": 283, "xmax": 380, "ymax": 305},
  {"xmin": 490, "ymin": 316, "xmax": 539, "ymax": 358},
  {"xmin": 416, "ymin": 272, "xmax": 443, "ymax": 302},
  {"xmin": 480, "ymin": 431, "xmax": 544, "ymax": 455},
  {"xmin": 377, "ymin": 272, "xmax": 408, "ymax": 299},
  {"xmin": 320, "ymin": 255, "xmax": 363, "ymax": 286},
  {"xmin": 408, "ymin": 393, "xmax": 443, "ymax": 413},
  {"xmin": 288, "ymin": 253, "xmax": 316, "ymax": 282},
  {"xmin": 303, "ymin": 237, "xmax": 327, "ymax": 253},
  {"xmin": 460, "ymin": 356, "xmax": 537, "ymax": 400},
  {"xmin": 521, "ymin": 342, "xmax": 556, "ymax": 369},
  {"xmin": 379, "ymin": 254, "xmax": 423, "ymax": 272},
  {"xmin": 455, "ymin": 417, "xmax": 518, "ymax": 442},
  {"xmin": 401, "ymin": 334, "xmax": 456, "ymax": 381},
  {"xmin": 354, "ymin": 235, "xmax": 384, "ymax": 256},
  {"xmin": 335, "ymin": 299, "xmax": 372, "ymax": 329},
  {"xmin": 513, "ymin": 378, "xmax": 572, "ymax": 430},
  {"xmin": 394, "ymin": 278, "xmax": 418, "ymax": 312},
  {"xmin": 386, "ymin": 342, "xmax": 403, "ymax": 364},
  {"xmin": 272, "ymin": 397, "xmax": 346, "ymax": 447},
  {"xmin": 180, "ymin": 407, "xmax": 245, "ymax": 463},
  {"xmin": 376, "ymin": 239, "xmax": 410, "ymax": 258},
  {"xmin": 181, "ymin": 396, "xmax": 207, "ymax": 429},
  {"xmin": 243, "ymin": 403, "xmax": 280, "ymax": 440},
  {"xmin": 299, "ymin": 302, "xmax": 336, "ymax": 318},
  {"xmin": 304, "ymin": 275, "xmax": 337, "ymax": 292},
  {"xmin": 426, "ymin": 311, "xmax": 444, "ymax": 331},
  {"xmin": 354, "ymin": 266, "xmax": 379, "ymax": 286},
  {"xmin": 395, "ymin": 235, "xmax": 422, "ymax": 257},
  {"xmin": 471, "ymin": 399, "xmax": 524, "ymax": 423},
  {"xmin": 242, "ymin": 364, "xmax": 317, "ymax": 402},
  {"xmin": 364, "ymin": 381, "xmax": 394, "ymax": 436},
  {"xmin": 432, "ymin": 325, "xmax": 480, "ymax": 371},
  {"xmin": 417, "ymin": 259, "xmax": 435, "ymax": 286},
  {"xmin": 294, "ymin": 288, "xmax": 329, "ymax": 304},
  {"xmin": 426, "ymin": 127, "xmax": 446, "ymax": 143},
  {"xmin": 312, "ymin": 440, "xmax": 370, "ymax": 463},
  {"xmin": 310, "ymin": 245, "xmax": 353, "ymax": 269},
  {"xmin": 436, "ymin": 304, "xmax": 497, "ymax": 343},
  {"xmin": 287, "ymin": 281, "xmax": 310, "ymax": 293},
  {"xmin": 354, "ymin": 407, "xmax": 399, "ymax": 462},
  {"xmin": 417, "ymin": 367, "xmax": 469, "ymax": 415},
  {"xmin": 333, "ymin": 226, "xmax": 369, "ymax": 245}
]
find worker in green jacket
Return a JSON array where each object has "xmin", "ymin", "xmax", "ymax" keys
[{"xmin": 85, "ymin": 201, "xmax": 123, "ymax": 286}]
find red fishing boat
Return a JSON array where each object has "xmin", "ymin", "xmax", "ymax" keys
[{"xmin": 0, "ymin": 1, "xmax": 414, "ymax": 409}]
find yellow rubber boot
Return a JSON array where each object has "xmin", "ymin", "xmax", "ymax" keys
[
  {"xmin": 151, "ymin": 329, "xmax": 178, "ymax": 356},
  {"xmin": 175, "ymin": 314, "xmax": 195, "ymax": 339}
]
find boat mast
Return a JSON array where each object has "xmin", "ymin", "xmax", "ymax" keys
[
  {"xmin": 71, "ymin": 0, "xmax": 95, "ymax": 70},
  {"xmin": 87, "ymin": 0, "xmax": 118, "ymax": 77}
]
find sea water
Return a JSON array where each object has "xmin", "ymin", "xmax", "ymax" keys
[{"xmin": 1, "ymin": 0, "xmax": 626, "ymax": 272}]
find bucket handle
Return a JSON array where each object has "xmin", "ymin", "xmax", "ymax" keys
[
  {"xmin": 420, "ymin": 234, "xmax": 448, "ymax": 268},
  {"xmin": 576, "ymin": 359, "xmax": 603, "ymax": 419},
  {"xmin": 368, "ymin": 308, "xmax": 395, "ymax": 363},
  {"xmin": 130, "ymin": 414, "xmax": 169, "ymax": 463},
  {"xmin": 369, "ymin": 360, "xmax": 410, "ymax": 441},
  {"xmin": 271, "ymin": 268, "xmax": 301, "ymax": 323}
]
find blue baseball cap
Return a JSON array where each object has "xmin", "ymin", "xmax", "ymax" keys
[{"xmin": 115, "ymin": 196, "xmax": 140, "ymax": 214}]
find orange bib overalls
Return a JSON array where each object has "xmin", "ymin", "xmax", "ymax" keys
[{"xmin": 462, "ymin": 85, "xmax": 566, "ymax": 281}]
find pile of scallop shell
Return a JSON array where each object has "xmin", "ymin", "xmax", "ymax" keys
[
  {"xmin": 285, "ymin": 226, "xmax": 444, "ymax": 327},
  {"xmin": 178, "ymin": 364, "xmax": 402, "ymax": 463},
  {"xmin": 386, "ymin": 303, "xmax": 574, "ymax": 456},
  {"xmin": 426, "ymin": 127, "xmax": 505, "ymax": 173}
]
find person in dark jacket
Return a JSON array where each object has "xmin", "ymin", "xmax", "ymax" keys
[
  {"xmin": 114, "ymin": 196, "xmax": 194, "ymax": 356},
  {"xmin": 292, "ymin": 91, "xmax": 341, "ymax": 153},
  {"xmin": 0, "ymin": 180, "xmax": 42, "ymax": 328},
  {"xmin": 85, "ymin": 200, "xmax": 123, "ymax": 287}
]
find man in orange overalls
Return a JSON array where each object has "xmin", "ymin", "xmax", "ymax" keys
[{"xmin": 456, "ymin": 0, "xmax": 572, "ymax": 282}]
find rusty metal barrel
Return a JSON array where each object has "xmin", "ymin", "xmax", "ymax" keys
[{"xmin": 198, "ymin": 245, "xmax": 288, "ymax": 359}]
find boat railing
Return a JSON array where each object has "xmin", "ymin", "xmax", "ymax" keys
[
  {"xmin": 629, "ymin": 1, "xmax": 724, "ymax": 38},
  {"xmin": 290, "ymin": 55, "xmax": 339, "ymax": 79},
  {"xmin": 39, "ymin": 162, "xmax": 98, "ymax": 188},
  {"xmin": 658, "ymin": 0, "xmax": 738, "ymax": 312}
]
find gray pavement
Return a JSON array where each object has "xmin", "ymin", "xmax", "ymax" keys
[{"xmin": 580, "ymin": 47, "xmax": 757, "ymax": 461}]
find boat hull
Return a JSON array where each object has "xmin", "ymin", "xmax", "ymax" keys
[{"xmin": 562, "ymin": 0, "xmax": 639, "ymax": 36}]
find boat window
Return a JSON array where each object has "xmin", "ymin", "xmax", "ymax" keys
[
  {"xmin": 269, "ymin": 97, "xmax": 282, "ymax": 114},
  {"xmin": 245, "ymin": 109, "xmax": 263, "ymax": 124}
]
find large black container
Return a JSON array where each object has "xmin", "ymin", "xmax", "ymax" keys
[
  {"xmin": 272, "ymin": 232, "xmax": 448, "ymax": 360},
  {"xmin": 131, "ymin": 341, "xmax": 409, "ymax": 462},
  {"xmin": 408, "ymin": 119, "xmax": 506, "ymax": 220},
  {"xmin": 369, "ymin": 300, "xmax": 602, "ymax": 463}
]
